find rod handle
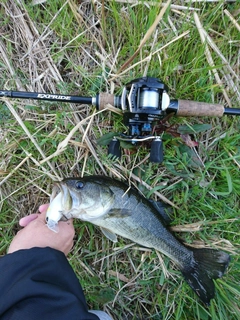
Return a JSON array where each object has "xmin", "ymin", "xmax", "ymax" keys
[
  {"xmin": 176, "ymin": 100, "xmax": 224, "ymax": 117},
  {"xmin": 97, "ymin": 93, "xmax": 115, "ymax": 110}
]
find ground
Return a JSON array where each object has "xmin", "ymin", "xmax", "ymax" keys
[{"xmin": 0, "ymin": 1, "xmax": 239, "ymax": 319}]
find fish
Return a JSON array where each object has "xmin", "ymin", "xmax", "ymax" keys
[{"xmin": 46, "ymin": 175, "xmax": 230, "ymax": 305}]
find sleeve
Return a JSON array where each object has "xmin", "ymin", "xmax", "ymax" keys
[{"xmin": 0, "ymin": 247, "xmax": 99, "ymax": 320}]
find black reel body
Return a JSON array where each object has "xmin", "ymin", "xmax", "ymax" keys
[
  {"xmin": 109, "ymin": 77, "xmax": 169, "ymax": 162},
  {"xmin": 122, "ymin": 77, "xmax": 169, "ymax": 135}
]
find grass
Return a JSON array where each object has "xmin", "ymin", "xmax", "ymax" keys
[{"xmin": 0, "ymin": 0, "xmax": 240, "ymax": 319}]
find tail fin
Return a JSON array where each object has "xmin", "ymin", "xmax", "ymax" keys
[{"xmin": 181, "ymin": 248, "xmax": 230, "ymax": 305}]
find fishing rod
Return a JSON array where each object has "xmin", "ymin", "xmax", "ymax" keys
[{"xmin": 1, "ymin": 76, "xmax": 240, "ymax": 162}]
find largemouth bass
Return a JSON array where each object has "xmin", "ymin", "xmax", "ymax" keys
[{"xmin": 46, "ymin": 176, "xmax": 230, "ymax": 305}]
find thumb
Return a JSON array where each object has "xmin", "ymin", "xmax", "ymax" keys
[
  {"xmin": 19, "ymin": 204, "xmax": 50, "ymax": 227},
  {"xmin": 19, "ymin": 214, "xmax": 39, "ymax": 227},
  {"xmin": 39, "ymin": 203, "xmax": 49, "ymax": 213}
]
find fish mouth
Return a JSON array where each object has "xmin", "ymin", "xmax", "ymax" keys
[
  {"xmin": 50, "ymin": 182, "xmax": 73, "ymax": 214},
  {"xmin": 50, "ymin": 183, "xmax": 62, "ymax": 202}
]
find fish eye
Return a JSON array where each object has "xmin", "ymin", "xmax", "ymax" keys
[
  {"xmin": 46, "ymin": 217, "xmax": 48, "ymax": 222},
  {"xmin": 75, "ymin": 181, "xmax": 84, "ymax": 189}
]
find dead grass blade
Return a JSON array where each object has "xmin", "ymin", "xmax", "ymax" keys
[
  {"xmin": 0, "ymin": 40, "xmax": 24, "ymax": 91},
  {"xmin": 171, "ymin": 218, "xmax": 239, "ymax": 233},
  {"xmin": 4, "ymin": 100, "xmax": 61, "ymax": 180},
  {"xmin": 224, "ymin": 9, "xmax": 240, "ymax": 32},
  {"xmin": 77, "ymin": 121, "xmax": 107, "ymax": 175},
  {"xmin": 23, "ymin": 150, "xmax": 61, "ymax": 181},
  {"xmin": 0, "ymin": 154, "xmax": 32, "ymax": 187},
  {"xmin": 40, "ymin": 108, "xmax": 108, "ymax": 165},
  {"xmin": 108, "ymin": 270, "xmax": 130, "ymax": 283},
  {"xmin": 152, "ymin": 30, "xmax": 190, "ymax": 56},
  {"xmin": 114, "ymin": 0, "xmax": 198, "ymax": 11},
  {"xmin": 201, "ymin": 28, "xmax": 239, "ymax": 80},
  {"xmin": 55, "ymin": 20, "xmax": 100, "ymax": 56},
  {"xmin": 193, "ymin": 12, "xmax": 233, "ymax": 107},
  {"xmin": 110, "ymin": 30, "xmax": 190, "ymax": 80},
  {"xmin": 68, "ymin": 0, "xmax": 105, "ymax": 53},
  {"xmin": 118, "ymin": 0, "xmax": 171, "ymax": 72}
]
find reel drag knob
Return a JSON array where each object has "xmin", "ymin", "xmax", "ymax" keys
[
  {"xmin": 108, "ymin": 138, "xmax": 121, "ymax": 159},
  {"xmin": 150, "ymin": 138, "xmax": 163, "ymax": 163}
]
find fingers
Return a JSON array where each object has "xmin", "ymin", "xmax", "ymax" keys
[
  {"xmin": 19, "ymin": 204, "xmax": 49, "ymax": 227},
  {"xmin": 39, "ymin": 203, "xmax": 49, "ymax": 213},
  {"xmin": 19, "ymin": 214, "xmax": 39, "ymax": 227},
  {"xmin": 19, "ymin": 203, "xmax": 74, "ymax": 239},
  {"xmin": 12, "ymin": 203, "xmax": 75, "ymax": 256}
]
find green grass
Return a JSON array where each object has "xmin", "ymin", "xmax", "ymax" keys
[{"xmin": 0, "ymin": 0, "xmax": 240, "ymax": 319}]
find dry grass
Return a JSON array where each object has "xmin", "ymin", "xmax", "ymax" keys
[{"xmin": 0, "ymin": 1, "xmax": 240, "ymax": 319}]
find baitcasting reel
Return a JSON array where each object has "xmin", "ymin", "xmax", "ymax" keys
[
  {"xmin": 108, "ymin": 77, "xmax": 171, "ymax": 162},
  {"xmin": 1, "ymin": 76, "xmax": 240, "ymax": 163}
]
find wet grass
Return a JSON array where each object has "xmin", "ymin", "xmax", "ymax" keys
[{"xmin": 0, "ymin": 0, "xmax": 240, "ymax": 319}]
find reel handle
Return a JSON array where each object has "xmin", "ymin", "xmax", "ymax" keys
[
  {"xmin": 150, "ymin": 138, "xmax": 163, "ymax": 163},
  {"xmin": 108, "ymin": 138, "xmax": 121, "ymax": 159}
]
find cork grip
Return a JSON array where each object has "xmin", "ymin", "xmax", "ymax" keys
[
  {"xmin": 177, "ymin": 100, "xmax": 224, "ymax": 117},
  {"xmin": 98, "ymin": 93, "xmax": 115, "ymax": 110}
]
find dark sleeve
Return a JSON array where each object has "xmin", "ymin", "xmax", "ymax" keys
[{"xmin": 0, "ymin": 247, "xmax": 99, "ymax": 320}]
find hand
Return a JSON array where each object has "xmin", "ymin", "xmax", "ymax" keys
[{"xmin": 8, "ymin": 204, "xmax": 75, "ymax": 256}]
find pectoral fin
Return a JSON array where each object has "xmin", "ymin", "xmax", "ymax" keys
[{"xmin": 100, "ymin": 227, "xmax": 118, "ymax": 242}]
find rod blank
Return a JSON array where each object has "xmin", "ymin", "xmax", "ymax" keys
[
  {"xmin": 0, "ymin": 90, "xmax": 93, "ymax": 104},
  {"xmin": 224, "ymin": 108, "xmax": 240, "ymax": 116}
]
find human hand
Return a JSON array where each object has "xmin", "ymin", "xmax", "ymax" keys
[{"xmin": 8, "ymin": 204, "xmax": 75, "ymax": 256}]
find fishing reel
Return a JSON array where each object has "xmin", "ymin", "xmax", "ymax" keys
[
  {"xmin": 99, "ymin": 76, "xmax": 239, "ymax": 163},
  {"xmin": 1, "ymin": 76, "xmax": 240, "ymax": 163},
  {"xmin": 107, "ymin": 77, "xmax": 174, "ymax": 162}
]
